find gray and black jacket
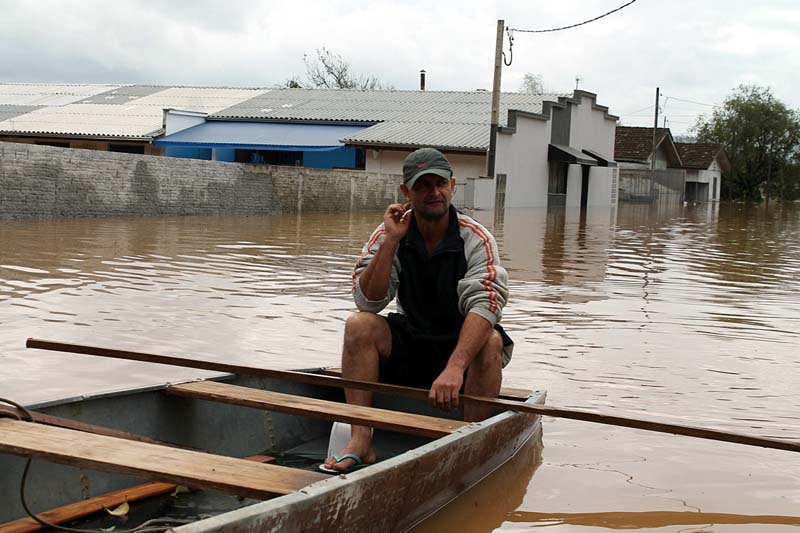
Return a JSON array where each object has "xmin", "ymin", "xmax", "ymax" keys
[{"xmin": 352, "ymin": 206, "xmax": 513, "ymax": 365}]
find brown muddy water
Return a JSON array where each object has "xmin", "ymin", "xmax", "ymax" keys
[{"xmin": 1, "ymin": 203, "xmax": 798, "ymax": 531}]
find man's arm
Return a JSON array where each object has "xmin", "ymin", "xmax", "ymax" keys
[
  {"xmin": 428, "ymin": 312, "xmax": 493, "ymax": 412},
  {"xmin": 352, "ymin": 203, "xmax": 410, "ymax": 309},
  {"xmin": 429, "ymin": 217, "xmax": 509, "ymax": 412}
]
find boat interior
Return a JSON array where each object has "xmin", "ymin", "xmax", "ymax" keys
[{"xmin": 0, "ymin": 369, "xmax": 534, "ymax": 531}]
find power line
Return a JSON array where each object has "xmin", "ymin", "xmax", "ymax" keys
[
  {"xmin": 510, "ymin": 0, "xmax": 638, "ymax": 33},
  {"xmin": 620, "ymin": 103, "xmax": 655, "ymax": 116},
  {"xmin": 662, "ymin": 95, "xmax": 715, "ymax": 107}
]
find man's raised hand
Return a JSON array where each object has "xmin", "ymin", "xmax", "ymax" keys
[{"xmin": 383, "ymin": 202, "xmax": 412, "ymax": 242}]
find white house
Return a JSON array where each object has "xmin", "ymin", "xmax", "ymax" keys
[{"xmin": 675, "ymin": 143, "xmax": 730, "ymax": 202}]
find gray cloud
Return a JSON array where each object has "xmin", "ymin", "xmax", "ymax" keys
[{"xmin": 1, "ymin": 0, "xmax": 797, "ymax": 134}]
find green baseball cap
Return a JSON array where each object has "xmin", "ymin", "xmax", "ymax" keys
[{"xmin": 402, "ymin": 148, "xmax": 453, "ymax": 189}]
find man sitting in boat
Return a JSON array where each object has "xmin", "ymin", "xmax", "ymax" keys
[{"xmin": 322, "ymin": 147, "xmax": 513, "ymax": 473}]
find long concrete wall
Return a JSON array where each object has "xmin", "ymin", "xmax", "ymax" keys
[{"xmin": 0, "ymin": 142, "xmax": 400, "ymax": 219}]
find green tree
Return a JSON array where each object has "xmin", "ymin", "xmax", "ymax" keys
[{"xmin": 693, "ymin": 85, "xmax": 800, "ymax": 201}]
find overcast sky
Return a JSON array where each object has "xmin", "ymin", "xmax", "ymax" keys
[{"xmin": 1, "ymin": 0, "xmax": 798, "ymax": 134}]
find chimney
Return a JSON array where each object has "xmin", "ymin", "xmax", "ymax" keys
[{"xmin": 420, "ymin": 70, "xmax": 426, "ymax": 91}]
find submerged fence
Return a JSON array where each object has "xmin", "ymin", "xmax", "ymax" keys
[{"xmin": 618, "ymin": 168, "xmax": 685, "ymax": 207}]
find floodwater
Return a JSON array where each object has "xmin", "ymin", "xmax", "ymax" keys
[{"xmin": 1, "ymin": 202, "xmax": 799, "ymax": 531}]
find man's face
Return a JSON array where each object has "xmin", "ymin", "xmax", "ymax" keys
[{"xmin": 402, "ymin": 173, "xmax": 456, "ymax": 220}]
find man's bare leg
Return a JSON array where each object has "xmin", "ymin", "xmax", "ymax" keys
[
  {"xmin": 463, "ymin": 330, "xmax": 503, "ymax": 422},
  {"xmin": 323, "ymin": 312, "xmax": 392, "ymax": 472}
]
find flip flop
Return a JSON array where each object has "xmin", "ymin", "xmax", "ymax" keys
[{"xmin": 318, "ymin": 453, "xmax": 370, "ymax": 474}]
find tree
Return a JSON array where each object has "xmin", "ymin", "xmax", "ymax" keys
[
  {"xmin": 519, "ymin": 73, "xmax": 544, "ymax": 94},
  {"xmin": 281, "ymin": 47, "xmax": 390, "ymax": 90},
  {"xmin": 693, "ymin": 85, "xmax": 800, "ymax": 201}
]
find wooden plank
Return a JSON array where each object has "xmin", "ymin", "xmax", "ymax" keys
[
  {"xmin": 319, "ymin": 367, "xmax": 532, "ymax": 400},
  {"xmin": 29, "ymin": 411, "xmax": 186, "ymax": 448},
  {"xmin": 0, "ymin": 455, "xmax": 275, "ymax": 533},
  {"xmin": 0, "ymin": 419, "xmax": 326, "ymax": 501},
  {"xmin": 167, "ymin": 381, "xmax": 467, "ymax": 439}
]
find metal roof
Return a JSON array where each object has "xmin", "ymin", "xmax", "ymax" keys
[
  {"xmin": 211, "ymin": 89, "xmax": 567, "ymax": 125},
  {"xmin": 0, "ymin": 105, "xmax": 43, "ymax": 122},
  {"xmin": 342, "ymin": 121, "xmax": 489, "ymax": 152},
  {"xmin": 0, "ymin": 84, "xmax": 270, "ymax": 139},
  {"xmin": 154, "ymin": 121, "xmax": 365, "ymax": 151},
  {"xmin": 0, "ymin": 83, "xmax": 123, "ymax": 106},
  {"xmin": 76, "ymin": 86, "xmax": 165, "ymax": 105},
  {"xmin": 0, "ymin": 83, "xmax": 579, "ymax": 149},
  {"xmin": 0, "ymin": 104, "xmax": 168, "ymax": 138}
]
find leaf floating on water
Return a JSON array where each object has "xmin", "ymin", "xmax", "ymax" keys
[
  {"xmin": 104, "ymin": 501, "xmax": 129, "ymax": 516},
  {"xmin": 171, "ymin": 485, "xmax": 191, "ymax": 497}
]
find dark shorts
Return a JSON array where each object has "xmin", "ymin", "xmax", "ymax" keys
[{"xmin": 379, "ymin": 313, "xmax": 513, "ymax": 389}]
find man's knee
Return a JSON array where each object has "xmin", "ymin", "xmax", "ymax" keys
[
  {"xmin": 344, "ymin": 312, "xmax": 389, "ymax": 350},
  {"xmin": 472, "ymin": 330, "xmax": 503, "ymax": 372}
]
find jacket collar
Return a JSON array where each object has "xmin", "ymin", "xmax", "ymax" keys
[{"xmin": 404, "ymin": 205, "xmax": 463, "ymax": 257}]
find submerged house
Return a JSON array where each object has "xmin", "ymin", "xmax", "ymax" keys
[
  {"xmin": 614, "ymin": 126, "xmax": 728, "ymax": 203},
  {"xmin": 156, "ymin": 88, "xmax": 620, "ymax": 209},
  {"xmin": 674, "ymin": 142, "xmax": 729, "ymax": 202}
]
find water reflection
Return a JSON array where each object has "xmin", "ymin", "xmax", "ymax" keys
[{"xmin": 1, "ymin": 202, "xmax": 799, "ymax": 531}]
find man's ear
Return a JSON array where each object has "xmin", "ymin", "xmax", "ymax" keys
[
  {"xmin": 450, "ymin": 177, "xmax": 456, "ymax": 191},
  {"xmin": 400, "ymin": 183, "xmax": 410, "ymax": 199}
]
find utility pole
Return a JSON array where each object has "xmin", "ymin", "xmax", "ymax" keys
[
  {"xmin": 487, "ymin": 19, "xmax": 504, "ymax": 178},
  {"xmin": 650, "ymin": 87, "xmax": 660, "ymax": 198},
  {"xmin": 650, "ymin": 87, "xmax": 660, "ymax": 172}
]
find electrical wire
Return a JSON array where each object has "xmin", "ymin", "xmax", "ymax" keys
[
  {"xmin": 510, "ymin": 0, "xmax": 638, "ymax": 33},
  {"xmin": 0, "ymin": 398, "xmax": 195, "ymax": 533},
  {"xmin": 662, "ymin": 95, "xmax": 715, "ymax": 107}
]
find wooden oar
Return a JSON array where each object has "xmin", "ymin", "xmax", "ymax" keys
[{"xmin": 25, "ymin": 338, "xmax": 799, "ymax": 453}]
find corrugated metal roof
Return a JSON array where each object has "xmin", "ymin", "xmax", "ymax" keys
[
  {"xmin": 76, "ymin": 86, "xmax": 165, "ymax": 105},
  {"xmin": 0, "ymin": 105, "xmax": 43, "ymax": 122},
  {"xmin": 0, "ymin": 104, "xmax": 167, "ymax": 138},
  {"xmin": 0, "ymin": 83, "xmax": 124, "ymax": 106},
  {"xmin": 211, "ymin": 89, "xmax": 567, "ymax": 125},
  {"xmin": 343, "ymin": 122, "xmax": 488, "ymax": 151},
  {"xmin": 0, "ymin": 84, "xmax": 574, "ymax": 148},
  {"xmin": 0, "ymin": 85, "xmax": 270, "ymax": 139}
]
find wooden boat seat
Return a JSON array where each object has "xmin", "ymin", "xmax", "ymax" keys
[
  {"xmin": 0, "ymin": 419, "xmax": 326, "ymax": 500},
  {"xmin": 319, "ymin": 367, "xmax": 532, "ymax": 400},
  {"xmin": 167, "ymin": 380, "xmax": 468, "ymax": 438}
]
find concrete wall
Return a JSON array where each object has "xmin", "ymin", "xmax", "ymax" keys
[
  {"xmin": 0, "ymin": 142, "xmax": 399, "ymax": 219},
  {"xmin": 495, "ymin": 115, "xmax": 552, "ymax": 208}
]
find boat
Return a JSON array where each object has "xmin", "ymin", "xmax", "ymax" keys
[{"xmin": 0, "ymin": 365, "xmax": 545, "ymax": 532}]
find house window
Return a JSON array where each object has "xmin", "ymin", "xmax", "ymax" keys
[
  {"xmin": 235, "ymin": 149, "xmax": 303, "ymax": 166},
  {"xmin": 355, "ymin": 148, "xmax": 366, "ymax": 170},
  {"xmin": 548, "ymin": 162, "xmax": 567, "ymax": 207}
]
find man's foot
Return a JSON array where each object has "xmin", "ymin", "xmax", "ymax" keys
[{"xmin": 321, "ymin": 437, "xmax": 376, "ymax": 473}]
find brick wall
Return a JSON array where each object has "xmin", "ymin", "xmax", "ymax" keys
[{"xmin": 0, "ymin": 142, "xmax": 401, "ymax": 219}]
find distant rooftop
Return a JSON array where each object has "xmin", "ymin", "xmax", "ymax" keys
[{"xmin": 614, "ymin": 126, "xmax": 673, "ymax": 163}]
